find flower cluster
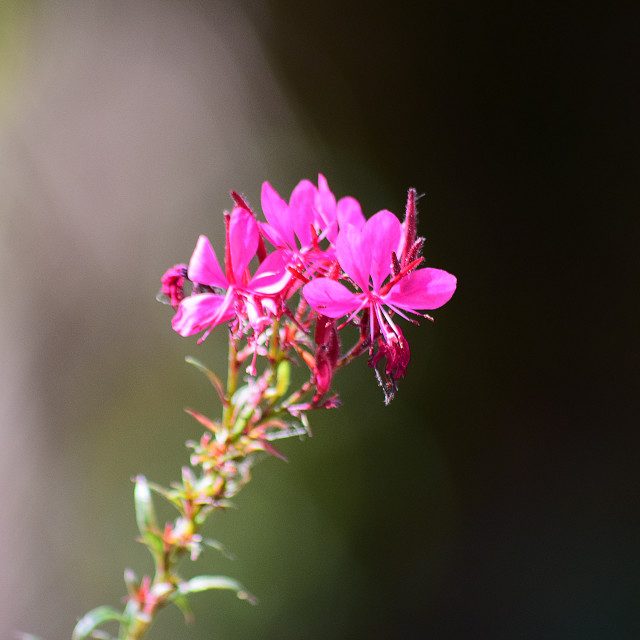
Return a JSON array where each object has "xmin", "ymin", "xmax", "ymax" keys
[
  {"xmin": 160, "ymin": 176, "xmax": 456, "ymax": 403},
  {"xmin": 68, "ymin": 177, "xmax": 455, "ymax": 640}
]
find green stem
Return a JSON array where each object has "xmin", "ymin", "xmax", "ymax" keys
[
  {"xmin": 124, "ymin": 614, "xmax": 152, "ymax": 640},
  {"xmin": 222, "ymin": 335, "xmax": 239, "ymax": 432}
]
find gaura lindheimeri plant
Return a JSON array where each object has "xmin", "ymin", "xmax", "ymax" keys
[{"xmin": 57, "ymin": 176, "xmax": 455, "ymax": 640}]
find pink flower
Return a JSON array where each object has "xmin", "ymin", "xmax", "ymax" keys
[
  {"xmin": 302, "ymin": 210, "xmax": 456, "ymax": 345},
  {"xmin": 172, "ymin": 207, "xmax": 289, "ymax": 341},
  {"xmin": 260, "ymin": 179, "xmax": 319, "ymax": 259},
  {"xmin": 313, "ymin": 174, "xmax": 366, "ymax": 243},
  {"xmin": 260, "ymin": 175, "xmax": 366, "ymax": 271}
]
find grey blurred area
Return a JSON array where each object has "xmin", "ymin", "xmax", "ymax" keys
[{"xmin": 0, "ymin": 1, "xmax": 325, "ymax": 638}]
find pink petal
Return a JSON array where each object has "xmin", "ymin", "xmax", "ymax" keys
[
  {"xmin": 336, "ymin": 196, "xmax": 365, "ymax": 231},
  {"xmin": 229, "ymin": 207, "xmax": 259, "ymax": 282},
  {"xmin": 289, "ymin": 179, "xmax": 317, "ymax": 248},
  {"xmin": 171, "ymin": 292, "xmax": 235, "ymax": 336},
  {"xmin": 302, "ymin": 278, "xmax": 361, "ymax": 318},
  {"xmin": 259, "ymin": 221, "xmax": 288, "ymax": 250},
  {"xmin": 316, "ymin": 174, "xmax": 337, "ymax": 232},
  {"xmin": 335, "ymin": 223, "xmax": 370, "ymax": 292},
  {"xmin": 384, "ymin": 268, "xmax": 457, "ymax": 311},
  {"xmin": 249, "ymin": 249, "xmax": 291, "ymax": 295},
  {"xmin": 363, "ymin": 210, "xmax": 402, "ymax": 291},
  {"xmin": 187, "ymin": 236, "xmax": 228, "ymax": 288},
  {"xmin": 261, "ymin": 181, "xmax": 295, "ymax": 249}
]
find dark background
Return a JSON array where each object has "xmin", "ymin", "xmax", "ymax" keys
[
  {"xmin": 241, "ymin": 3, "xmax": 640, "ymax": 636},
  {"xmin": 1, "ymin": 1, "xmax": 638, "ymax": 638}
]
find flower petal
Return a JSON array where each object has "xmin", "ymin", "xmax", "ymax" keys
[
  {"xmin": 229, "ymin": 207, "xmax": 259, "ymax": 282},
  {"xmin": 316, "ymin": 174, "xmax": 337, "ymax": 238},
  {"xmin": 363, "ymin": 210, "xmax": 402, "ymax": 291},
  {"xmin": 335, "ymin": 223, "xmax": 370, "ymax": 292},
  {"xmin": 384, "ymin": 268, "xmax": 457, "ymax": 311},
  {"xmin": 259, "ymin": 221, "xmax": 287, "ymax": 250},
  {"xmin": 171, "ymin": 292, "xmax": 235, "ymax": 336},
  {"xmin": 303, "ymin": 278, "xmax": 361, "ymax": 318},
  {"xmin": 289, "ymin": 179, "xmax": 317, "ymax": 248},
  {"xmin": 187, "ymin": 236, "xmax": 228, "ymax": 288},
  {"xmin": 261, "ymin": 181, "xmax": 295, "ymax": 249},
  {"xmin": 249, "ymin": 249, "xmax": 291, "ymax": 295},
  {"xmin": 336, "ymin": 196, "xmax": 365, "ymax": 232}
]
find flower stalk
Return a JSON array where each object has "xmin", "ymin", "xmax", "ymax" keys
[{"xmin": 68, "ymin": 175, "xmax": 456, "ymax": 640}]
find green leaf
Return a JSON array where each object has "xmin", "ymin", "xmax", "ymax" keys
[
  {"xmin": 185, "ymin": 357, "xmax": 228, "ymax": 406},
  {"xmin": 87, "ymin": 632, "xmax": 113, "ymax": 640},
  {"xmin": 138, "ymin": 527, "xmax": 164, "ymax": 558},
  {"xmin": 178, "ymin": 575, "xmax": 257, "ymax": 604},
  {"xmin": 203, "ymin": 537, "xmax": 235, "ymax": 560},
  {"xmin": 134, "ymin": 475, "xmax": 157, "ymax": 535},
  {"xmin": 72, "ymin": 606, "xmax": 124, "ymax": 640},
  {"xmin": 184, "ymin": 408, "xmax": 221, "ymax": 434},
  {"xmin": 169, "ymin": 593, "xmax": 194, "ymax": 625},
  {"xmin": 15, "ymin": 634, "xmax": 47, "ymax": 640},
  {"xmin": 146, "ymin": 480, "xmax": 183, "ymax": 509}
]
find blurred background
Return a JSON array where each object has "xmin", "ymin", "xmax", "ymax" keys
[{"xmin": 1, "ymin": 1, "xmax": 638, "ymax": 638}]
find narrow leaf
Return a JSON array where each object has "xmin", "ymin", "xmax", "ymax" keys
[
  {"xmin": 72, "ymin": 607, "xmax": 124, "ymax": 640},
  {"xmin": 147, "ymin": 481, "xmax": 183, "ymax": 509},
  {"xmin": 87, "ymin": 632, "xmax": 113, "ymax": 640},
  {"xmin": 169, "ymin": 593, "xmax": 194, "ymax": 625},
  {"xmin": 178, "ymin": 575, "xmax": 257, "ymax": 604},
  {"xmin": 134, "ymin": 475, "xmax": 157, "ymax": 535},
  {"xmin": 203, "ymin": 538, "xmax": 235, "ymax": 560},
  {"xmin": 184, "ymin": 408, "xmax": 221, "ymax": 434},
  {"xmin": 138, "ymin": 527, "xmax": 164, "ymax": 558},
  {"xmin": 185, "ymin": 357, "xmax": 228, "ymax": 406}
]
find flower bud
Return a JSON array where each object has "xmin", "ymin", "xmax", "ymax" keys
[
  {"xmin": 313, "ymin": 314, "xmax": 340, "ymax": 397},
  {"xmin": 159, "ymin": 264, "xmax": 188, "ymax": 308}
]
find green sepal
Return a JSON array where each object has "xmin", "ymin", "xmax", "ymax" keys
[
  {"xmin": 185, "ymin": 357, "xmax": 228, "ymax": 406},
  {"xmin": 178, "ymin": 575, "xmax": 257, "ymax": 605},
  {"xmin": 72, "ymin": 606, "xmax": 125, "ymax": 640}
]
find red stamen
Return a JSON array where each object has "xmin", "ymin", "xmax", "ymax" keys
[
  {"xmin": 311, "ymin": 225, "xmax": 321, "ymax": 252},
  {"xmin": 379, "ymin": 256, "xmax": 424, "ymax": 295},
  {"xmin": 287, "ymin": 265, "xmax": 310, "ymax": 284},
  {"xmin": 327, "ymin": 260, "xmax": 341, "ymax": 280}
]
